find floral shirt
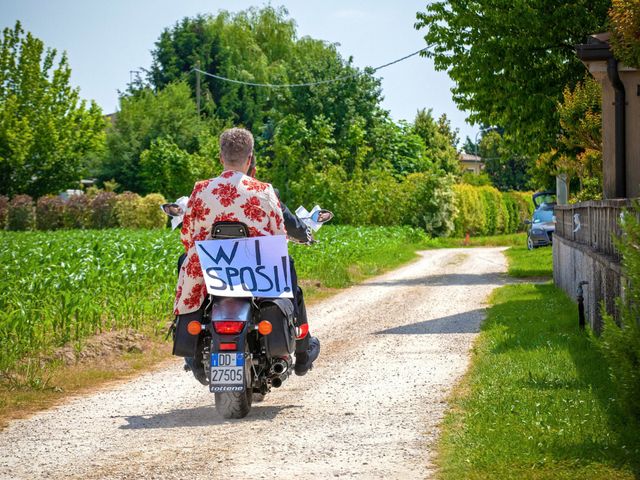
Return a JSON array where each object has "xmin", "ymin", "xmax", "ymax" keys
[{"xmin": 174, "ymin": 170, "xmax": 287, "ymax": 315}]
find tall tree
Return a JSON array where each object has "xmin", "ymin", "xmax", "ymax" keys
[
  {"xmin": 0, "ymin": 22, "xmax": 105, "ymax": 197},
  {"xmin": 100, "ymin": 82, "xmax": 221, "ymax": 193},
  {"xmin": 480, "ymin": 131, "xmax": 530, "ymax": 191},
  {"xmin": 609, "ymin": 0, "xmax": 640, "ymax": 68},
  {"xmin": 415, "ymin": 1, "xmax": 609, "ymax": 153},
  {"xmin": 147, "ymin": 7, "xmax": 383, "ymax": 147},
  {"xmin": 413, "ymin": 109, "xmax": 460, "ymax": 175}
]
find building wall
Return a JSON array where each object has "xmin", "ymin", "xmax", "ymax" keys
[
  {"xmin": 589, "ymin": 64, "xmax": 640, "ymax": 198},
  {"xmin": 622, "ymin": 69, "xmax": 640, "ymax": 198},
  {"xmin": 460, "ymin": 161, "xmax": 483, "ymax": 174}
]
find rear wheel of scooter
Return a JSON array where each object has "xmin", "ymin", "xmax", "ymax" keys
[
  {"xmin": 214, "ymin": 349, "xmax": 253, "ymax": 419},
  {"xmin": 252, "ymin": 393, "xmax": 266, "ymax": 403}
]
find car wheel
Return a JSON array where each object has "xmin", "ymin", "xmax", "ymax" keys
[{"xmin": 527, "ymin": 235, "xmax": 535, "ymax": 250}]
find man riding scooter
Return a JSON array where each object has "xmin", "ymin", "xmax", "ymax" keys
[{"xmin": 173, "ymin": 128, "xmax": 320, "ymax": 383}]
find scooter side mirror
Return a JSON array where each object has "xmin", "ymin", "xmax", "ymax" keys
[
  {"xmin": 310, "ymin": 209, "xmax": 334, "ymax": 224},
  {"xmin": 161, "ymin": 203, "xmax": 184, "ymax": 217}
]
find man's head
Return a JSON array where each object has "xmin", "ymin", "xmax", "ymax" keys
[
  {"xmin": 219, "ymin": 128, "xmax": 254, "ymax": 172},
  {"xmin": 248, "ymin": 151, "xmax": 257, "ymax": 178}
]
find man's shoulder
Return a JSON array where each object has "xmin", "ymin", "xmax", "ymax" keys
[{"xmin": 239, "ymin": 176, "xmax": 273, "ymax": 195}]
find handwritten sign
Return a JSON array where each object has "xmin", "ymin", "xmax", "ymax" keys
[{"xmin": 195, "ymin": 236, "xmax": 293, "ymax": 298}]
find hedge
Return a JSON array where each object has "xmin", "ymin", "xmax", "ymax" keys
[
  {"xmin": 1, "ymin": 182, "xmax": 532, "ymax": 236},
  {"xmin": 1, "ymin": 192, "xmax": 167, "ymax": 231},
  {"xmin": 7, "ymin": 195, "xmax": 35, "ymax": 231},
  {"xmin": 452, "ymin": 185, "xmax": 532, "ymax": 237}
]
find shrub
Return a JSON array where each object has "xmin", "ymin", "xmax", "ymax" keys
[
  {"xmin": 114, "ymin": 192, "xmax": 143, "ymax": 228},
  {"xmin": 91, "ymin": 191, "xmax": 118, "ymax": 229},
  {"xmin": 138, "ymin": 193, "xmax": 168, "ymax": 229},
  {"xmin": 36, "ymin": 195, "xmax": 65, "ymax": 230},
  {"xmin": 63, "ymin": 194, "xmax": 92, "ymax": 229},
  {"xmin": 609, "ymin": 0, "xmax": 640, "ymax": 68},
  {"xmin": 451, "ymin": 185, "xmax": 532, "ymax": 237},
  {"xmin": 288, "ymin": 164, "xmax": 455, "ymax": 235},
  {"xmin": 7, "ymin": 195, "xmax": 35, "ymax": 231},
  {"xmin": 453, "ymin": 184, "xmax": 486, "ymax": 236},
  {"xmin": 404, "ymin": 172, "xmax": 456, "ymax": 237},
  {"xmin": 598, "ymin": 201, "xmax": 640, "ymax": 419},
  {"xmin": 0, "ymin": 195, "xmax": 8, "ymax": 229}
]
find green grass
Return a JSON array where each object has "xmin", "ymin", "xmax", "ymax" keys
[
  {"xmin": 424, "ymin": 232, "xmax": 528, "ymax": 249},
  {"xmin": 505, "ymin": 245, "xmax": 553, "ymax": 278},
  {"xmin": 436, "ymin": 283, "xmax": 640, "ymax": 479},
  {"xmin": 0, "ymin": 225, "xmax": 426, "ymax": 379}
]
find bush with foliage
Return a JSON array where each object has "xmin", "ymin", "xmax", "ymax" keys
[
  {"xmin": 139, "ymin": 137, "xmax": 213, "ymax": 201},
  {"xmin": 114, "ymin": 192, "xmax": 143, "ymax": 229},
  {"xmin": 137, "ymin": 193, "xmax": 168, "ymax": 229},
  {"xmin": 91, "ymin": 191, "xmax": 118, "ymax": 229},
  {"xmin": 0, "ymin": 195, "xmax": 8, "ymax": 229},
  {"xmin": 7, "ymin": 195, "xmax": 35, "ymax": 231},
  {"xmin": 461, "ymin": 172, "xmax": 492, "ymax": 187},
  {"xmin": 288, "ymin": 164, "xmax": 456, "ymax": 236},
  {"xmin": 452, "ymin": 185, "xmax": 531, "ymax": 237},
  {"xmin": 63, "ymin": 194, "xmax": 92, "ymax": 229},
  {"xmin": 503, "ymin": 191, "xmax": 532, "ymax": 233},
  {"xmin": 403, "ymin": 172, "xmax": 456, "ymax": 237},
  {"xmin": 532, "ymin": 76, "xmax": 603, "ymax": 198},
  {"xmin": 599, "ymin": 201, "xmax": 640, "ymax": 419},
  {"xmin": 609, "ymin": 0, "xmax": 640, "ymax": 68},
  {"xmin": 36, "ymin": 195, "xmax": 65, "ymax": 230}
]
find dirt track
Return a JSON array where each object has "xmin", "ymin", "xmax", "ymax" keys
[{"xmin": 0, "ymin": 248, "xmax": 508, "ymax": 480}]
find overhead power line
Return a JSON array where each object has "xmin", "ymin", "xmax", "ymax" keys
[{"xmin": 191, "ymin": 46, "xmax": 432, "ymax": 88}]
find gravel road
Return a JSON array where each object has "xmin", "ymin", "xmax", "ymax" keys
[{"xmin": 0, "ymin": 247, "xmax": 507, "ymax": 480}]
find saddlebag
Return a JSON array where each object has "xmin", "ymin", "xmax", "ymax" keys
[
  {"xmin": 259, "ymin": 298, "xmax": 296, "ymax": 357},
  {"xmin": 172, "ymin": 310, "xmax": 201, "ymax": 357}
]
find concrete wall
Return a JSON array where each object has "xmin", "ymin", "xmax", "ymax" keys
[{"xmin": 553, "ymin": 235, "xmax": 624, "ymax": 332}]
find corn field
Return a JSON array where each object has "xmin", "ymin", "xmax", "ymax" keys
[{"xmin": 0, "ymin": 226, "xmax": 426, "ymax": 374}]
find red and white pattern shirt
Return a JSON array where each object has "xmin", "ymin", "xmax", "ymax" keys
[{"xmin": 174, "ymin": 170, "xmax": 287, "ymax": 315}]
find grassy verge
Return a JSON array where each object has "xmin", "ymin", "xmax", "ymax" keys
[
  {"xmin": 0, "ymin": 225, "xmax": 426, "ymax": 426},
  {"xmin": 423, "ymin": 232, "xmax": 528, "ymax": 249},
  {"xmin": 436, "ymin": 249, "xmax": 640, "ymax": 478},
  {"xmin": 505, "ymin": 245, "xmax": 553, "ymax": 278}
]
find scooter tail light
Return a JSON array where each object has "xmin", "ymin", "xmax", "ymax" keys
[
  {"xmin": 213, "ymin": 321, "xmax": 245, "ymax": 335},
  {"xmin": 296, "ymin": 323, "xmax": 309, "ymax": 339}
]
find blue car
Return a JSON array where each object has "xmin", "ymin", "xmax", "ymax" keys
[{"xmin": 525, "ymin": 191, "xmax": 556, "ymax": 250}]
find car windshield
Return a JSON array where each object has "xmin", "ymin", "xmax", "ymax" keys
[{"xmin": 533, "ymin": 207, "xmax": 554, "ymax": 224}]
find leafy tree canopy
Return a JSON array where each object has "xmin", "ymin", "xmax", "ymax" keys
[
  {"xmin": 148, "ymin": 7, "xmax": 383, "ymax": 141},
  {"xmin": 0, "ymin": 21, "xmax": 105, "ymax": 197},
  {"xmin": 480, "ymin": 131, "xmax": 530, "ymax": 191},
  {"xmin": 609, "ymin": 0, "xmax": 640, "ymax": 68},
  {"xmin": 415, "ymin": 0, "xmax": 609, "ymax": 153},
  {"xmin": 100, "ymin": 81, "xmax": 224, "ymax": 195},
  {"xmin": 101, "ymin": 6, "xmax": 461, "ymax": 207}
]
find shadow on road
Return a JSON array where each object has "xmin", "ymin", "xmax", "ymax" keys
[
  {"xmin": 374, "ymin": 309, "xmax": 486, "ymax": 335},
  {"xmin": 365, "ymin": 272, "xmax": 509, "ymax": 288},
  {"xmin": 117, "ymin": 404, "xmax": 302, "ymax": 429}
]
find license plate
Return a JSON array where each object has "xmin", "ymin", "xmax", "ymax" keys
[{"xmin": 210, "ymin": 353, "xmax": 245, "ymax": 393}]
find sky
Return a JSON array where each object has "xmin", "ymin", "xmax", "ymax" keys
[{"xmin": 0, "ymin": 0, "xmax": 479, "ymax": 142}]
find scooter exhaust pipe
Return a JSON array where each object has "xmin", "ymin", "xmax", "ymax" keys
[
  {"xmin": 271, "ymin": 359, "xmax": 289, "ymax": 375},
  {"xmin": 271, "ymin": 375, "xmax": 285, "ymax": 388}
]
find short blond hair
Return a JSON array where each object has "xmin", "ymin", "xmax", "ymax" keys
[{"xmin": 219, "ymin": 128, "xmax": 254, "ymax": 166}]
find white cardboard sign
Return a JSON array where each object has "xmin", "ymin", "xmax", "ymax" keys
[{"xmin": 195, "ymin": 236, "xmax": 293, "ymax": 298}]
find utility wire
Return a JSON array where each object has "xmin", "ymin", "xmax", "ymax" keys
[{"xmin": 192, "ymin": 46, "xmax": 432, "ymax": 88}]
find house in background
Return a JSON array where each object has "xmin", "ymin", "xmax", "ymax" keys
[
  {"xmin": 459, "ymin": 152, "xmax": 483, "ymax": 174},
  {"xmin": 553, "ymin": 33, "xmax": 639, "ymax": 331}
]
